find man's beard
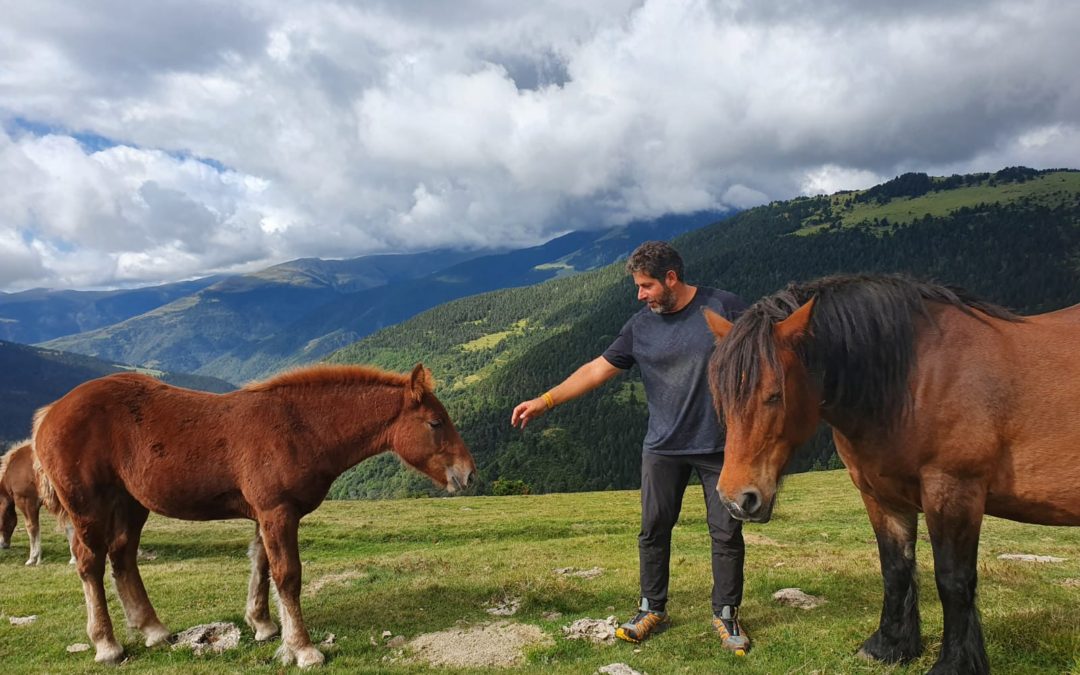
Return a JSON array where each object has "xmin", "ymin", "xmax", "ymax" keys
[{"xmin": 649, "ymin": 286, "xmax": 678, "ymax": 314}]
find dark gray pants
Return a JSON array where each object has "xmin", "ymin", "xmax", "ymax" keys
[{"xmin": 639, "ymin": 451, "xmax": 744, "ymax": 615}]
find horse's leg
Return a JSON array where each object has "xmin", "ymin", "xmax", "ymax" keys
[
  {"xmin": 258, "ymin": 508, "xmax": 324, "ymax": 668},
  {"xmin": 0, "ymin": 496, "xmax": 14, "ymax": 548},
  {"xmin": 855, "ymin": 494, "xmax": 922, "ymax": 663},
  {"xmin": 923, "ymin": 477, "xmax": 989, "ymax": 675},
  {"xmin": 70, "ymin": 517, "xmax": 125, "ymax": 663},
  {"xmin": 245, "ymin": 524, "xmax": 280, "ymax": 641},
  {"xmin": 18, "ymin": 495, "xmax": 41, "ymax": 565},
  {"xmin": 108, "ymin": 501, "xmax": 170, "ymax": 647},
  {"xmin": 66, "ymin": 523, "xmax": 76, "ymax": 564}
]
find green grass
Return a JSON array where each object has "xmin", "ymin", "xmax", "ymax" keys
[{"xmin": 1, "ymin": 471, "xmax": 1077, "ymax": 673}]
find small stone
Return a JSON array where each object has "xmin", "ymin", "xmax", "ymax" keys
[
  {"xmin": 773, "ymin": 587, "xmax": 827, "ymax": 610},
  {"xmin": 321, "ymin": 633, "xmax": 336, "ymax": 645},
  {"xmin": 171, "ymin": 622, "xmax": 241, "ymax": 655},
  {"xmin": 386, "ymin": 635, "xmax": 406, "ymax": 648},
  {"xmin": 381, "ymin": 630, "xmax": 393, "ymax": 639},
  {"xmin": 9, "ymin": 615, "xmax": 37, "ymax": 626},
  {"xmin": 598, "ymin": 663, "xmax": 644, "ymax": 675},
  {"xmin": 66, "ymin": 643, "xmax": 91, "ymax": 653},
  {"xmin": 541, "ymin": 611, "xmax": 563, "ymax": 621},
  {"xmin": 563, "ymin": 616, "xmax": 619, "ymax": 644}
]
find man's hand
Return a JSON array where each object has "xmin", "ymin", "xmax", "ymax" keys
[{"xmin": 511, "ymin": 398, "xmax": 548, "ymax": 428}]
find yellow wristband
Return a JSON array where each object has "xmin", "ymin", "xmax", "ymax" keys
[{"xmin": 542, "ymin": 392, "xmax": 555, "ymax": 409}]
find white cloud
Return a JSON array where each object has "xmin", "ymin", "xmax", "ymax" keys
[{"xmin": 0, "ymin": 0, "xmax": 1078, "ymax": 290}]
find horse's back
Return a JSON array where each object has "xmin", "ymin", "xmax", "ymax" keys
[
  {"xmin": 0, "ymin": 443, "xmax": 36, "ymax": 501},
  {"xmin": 918, "ymin": 305, "xmax": 1080, "ymax": 525},
  {"xmin": 35, "ymin": 372, "xmax": 265, "ymax": 521},
  {"xmin": 1032, "ymin": 300, "xmax": 1080, "ymax": 323}
]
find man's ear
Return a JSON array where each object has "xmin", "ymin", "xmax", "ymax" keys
[{"xmin": 664, "ymin": 269, "xmax": 679, "ymax": 287}]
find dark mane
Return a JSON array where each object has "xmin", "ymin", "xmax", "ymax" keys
[
  {"xmin": 710, "ymin": 273, "xmax": 1020, "ymax": 434},
  {"xmin": 244, "ymin": 365, "xmax": 409, "ymax": 393}
]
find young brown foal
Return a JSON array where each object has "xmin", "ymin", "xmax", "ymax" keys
[
  {"xmin": 1, "ymin": 441, "xmax": 43, "ymax": 565},
  {"xmin": 33, "ymin": 363, "xmax": 474, "ymax": 667}
]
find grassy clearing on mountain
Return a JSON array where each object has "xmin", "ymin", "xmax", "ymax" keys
[{"xmin": 1, "ymin": 471, "xmax": 1077, "ymax": 674}]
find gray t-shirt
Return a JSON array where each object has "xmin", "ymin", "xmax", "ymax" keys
[{"xmin": 602, "ymin": 286, "xmax": 747, "ymax": 455}]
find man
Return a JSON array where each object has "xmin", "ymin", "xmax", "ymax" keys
[{"xmin": 510, "ymin": 241, "xmax": 751, "ymax": 654}]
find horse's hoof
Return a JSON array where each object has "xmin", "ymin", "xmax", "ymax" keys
[
  {"xmin": 245, "ymin": 615, "xmax": 280, "ymax": 641},
  {"xmin": 144, "ymin": 624, "xmax": 172, "ymax": 647},
  {"xmin": 856, "ymin": 647, "xmax": 876, "ymax": 661},
  {"xmin": 94, "ymin": 642, "xmax": 125, "ymax": 664},
  {"xmin": 297, "ymin": 646, "xmax": 325, "ymax": 668},
  {"xmin": 255, "ymin": 624, "xmax": 280, "ymax": 641},
  {"xmin": 24, "ymin": 557, "xmax": 41, "ymax": 566}
]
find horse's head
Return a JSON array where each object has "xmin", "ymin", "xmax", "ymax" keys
[
  {"xmin": 705, "ymin": 299, "xmax": 821, "ymax": 523},
  {"xmin": 391, "ymin": 364, "xmax": 476, "ymax": 494}
]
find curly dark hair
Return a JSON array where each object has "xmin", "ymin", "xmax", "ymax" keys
[{"xmin": 625, "ymin": 240, "xmax": 684, "ymax": 281}]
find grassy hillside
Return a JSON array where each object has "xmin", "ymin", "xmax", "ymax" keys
[
  {"xmin": 1, "ymin": 471, "xmax": 1076, "ymax": 673},
  {"xmin": 328, "ymin": 168, "xmax": 1080, "ymax": 498}
]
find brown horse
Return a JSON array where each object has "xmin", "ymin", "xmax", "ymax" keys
[
  {"xmin": 1, "ymin": 441, "xmax": 43, "ymax": 565},
  {"xmin": 33, "ymin": 363, "xmax": 475, "ymax": 667},
  {"xmin": 704, "ymin": 274, "xmax": 1080, "ymax": 675}
]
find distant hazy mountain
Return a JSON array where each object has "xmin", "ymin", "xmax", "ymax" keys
[
  {"xmin": 40, "ymin": 214, "xmax": 721, "ymax": 383},
  {"xmin": 0, "ymin": 276, "xmax": 223, "ymax": 344},
  {"xmin": 0, "ymin": 340, "xmax": 234, "ymax": 447}
]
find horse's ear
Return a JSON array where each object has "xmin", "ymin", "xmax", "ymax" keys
[
  {"xmin": 408, "ymin": 363, "xmax": 434, "ymax": 403},
  {"xmin": 703, "ymin": 307, "xmax": 734, "ymax": 342},
  {"xmin": 774, "ymin": 297, "xmax": 815, "ymax": 343}
]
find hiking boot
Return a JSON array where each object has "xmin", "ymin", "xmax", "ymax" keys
[
  {"xmin": 615, "ymin": 600, "xmax": 670, "ymax": 643},
  {"xmin": 713, "ymin": 605, "xmax": 750, "ymax": 656}
]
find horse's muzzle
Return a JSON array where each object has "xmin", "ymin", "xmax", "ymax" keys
[
  {"xmin": 446, "ymin": 467, "xmax": 474, "ymax": 494},
  {"xmin": 721, "ymin": 487, "xmax": 774, "ymax": 523}
]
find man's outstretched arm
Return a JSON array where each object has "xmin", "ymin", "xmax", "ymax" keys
[{"xmin": 510, "ymin": 356, "xmax": 623, "ymax": 428}]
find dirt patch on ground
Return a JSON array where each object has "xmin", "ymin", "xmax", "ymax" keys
[
  {"xmin": 304, "ymin": 571, "xmax": 368, "ymax": 597},
  {"xmin": 553, "ymin": 566, "xmax": 604, "ymax": 578},
  {"xmin": 743, "ymin": 533, "xmax": 784, "ymax": 546},
  {"xmin": 407, "ymin": 621, "xmax": 552, "ymax": 668}
]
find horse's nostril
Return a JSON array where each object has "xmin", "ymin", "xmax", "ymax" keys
[{"xmin": 738, "ymin": 488, "xmax": 762, "ymax": 516}]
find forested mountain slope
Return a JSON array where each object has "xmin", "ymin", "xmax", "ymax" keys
[{"xmin": 327, "ymin": 168, "xmax": 1080, "ymax": 498}]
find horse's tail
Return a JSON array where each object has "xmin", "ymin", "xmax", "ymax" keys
[{"xmin": 30, "ymin": 405, "xmax": 67, "ymax": 526}]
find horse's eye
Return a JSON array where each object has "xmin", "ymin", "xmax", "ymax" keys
[
  {"xmin": 765, "ymin": 392, "xmax": 782, "ymax": 405},
  {"xmin": 427, "ymin": 419, "xmax": 443, "ymax": 429}
]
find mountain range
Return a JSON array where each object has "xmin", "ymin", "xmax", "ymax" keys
[{"xmin": 37, "ymin": 213, "xmax": 719, "ymax": 384}]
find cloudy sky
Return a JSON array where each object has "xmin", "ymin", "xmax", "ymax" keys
[{"xmin": 1, "ymin": 0, "xmax": 1078, "ymax": 291}]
